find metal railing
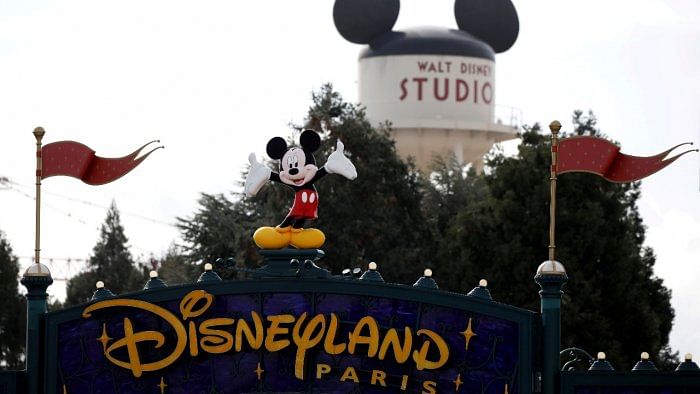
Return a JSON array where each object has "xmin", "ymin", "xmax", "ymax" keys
[{"xmin": 494, "ymin": 104, "xmax": 523, "ymax": 130}]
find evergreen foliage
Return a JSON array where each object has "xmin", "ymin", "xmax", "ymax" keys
[
  {"xmin": 65, "ymin": 202, "xmax": 146, "ymax": 306},
  {"xmin": 0, "ymin": 231, "xmax": 25, "ymax": 369}
]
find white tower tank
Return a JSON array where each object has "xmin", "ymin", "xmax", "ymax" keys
[{"xmin": 334, "ymin": 0, "xmax": 521, "ymax": 172}]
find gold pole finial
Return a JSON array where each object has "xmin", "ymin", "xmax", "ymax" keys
[
  {"xmin": 548, "ymin": 120, "xmax": 560, "ymax": 261},
  {"xmin": 33, "ymin": 126, "xmax": 46, "ymax": 140},
  {"xmin": 549, "ymin": 120, "xmax": 562, "ymax": 134}
]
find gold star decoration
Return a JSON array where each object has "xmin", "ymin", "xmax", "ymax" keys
[
  {"xmin": 453, "ymin": 373, "xmax": 463, "ymax": 391},
  {"xmin": 97, "ymin": 324, "xmax": 112, "ymax": 353},
  {"xmin": 158, "ymin": 376, "xmax": 168, "ymax": 393},
  {"xmin": 460, "ymin": 318, "xmax": 477, "ymax": 350},
  {"xmin": 254, "ymin": 362, "xmax": 265, "ymax": 380}
]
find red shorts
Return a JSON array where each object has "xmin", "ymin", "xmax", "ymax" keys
[{"xmin": 289, "ymin": 190, "xmax": 319, "ymax": 219}]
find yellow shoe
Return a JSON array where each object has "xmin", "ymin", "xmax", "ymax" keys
[
  {"xmin": 275, "ymin": 226, "xmax": 292, "ymax": 233},
  {"xmin": 289, "ymin": 228, "xmax": 325, "ymax": 249},
  {"xmin": 253, "ymin": 226, "xmax": 291, "ymax": 249}
]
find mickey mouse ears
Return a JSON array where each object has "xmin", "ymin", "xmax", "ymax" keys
[
  {"xmin": 333, "ymin": 0, "xmax": 519, "ymax": 54},
  {"xmin": 454, "ymin": 0, "xmax": 519, "ymax": 53},
  {"xmin": 333, "ymin": 0, "xmax": 400, "ymax": 44}
]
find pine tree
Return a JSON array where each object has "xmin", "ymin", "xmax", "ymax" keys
[
  {"xmin": 65, "ymin": 201, "xmax": 145, "ymax": 306},
  {"xmin": 178, "ymin": 84, "xmax": 433, "ymax": 283},
  {"xmin": 0, "ymin": 230, "xmax": 25, "ymax": 369}
]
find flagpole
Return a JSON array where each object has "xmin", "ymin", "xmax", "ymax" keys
[
  {"xmin": 548, "ymin": 120, "xmax": 561, "ymax": 261},
  {"xmin": 33, "ymin": 127, "xmax": 45, "ymax": 269}
]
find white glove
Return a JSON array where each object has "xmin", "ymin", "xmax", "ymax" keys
[
  {"xmin": 325, "ymin": 141, "xmax": 357, "ymax": 180},
  {"xmin": 244, "ymin": 153, "xmax": 271, "ymax": 197}
]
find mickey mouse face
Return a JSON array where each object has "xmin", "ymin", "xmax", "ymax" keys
[
  {"xmin": 280, "ymin": 148, "xmax": 318, "ymax": 186},
  {"xmin": 266, "ymin": 130, "xmax": 322, "ymax": 187}
]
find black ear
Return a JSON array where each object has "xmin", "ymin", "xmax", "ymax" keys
[
  {"xmin": 266, "ymin": 137, "xmax": 288, "ymax": 160},
  {"xmin": 333, "ymin": 0, "xmax": 400, "ymax": 44},
  {"xmin": 454, "ymin": 0, "xmax": 519, "ymax": 53},
  {"xmin": 299, "ymin": 130, "xmax": 321, "ymax": 153}
]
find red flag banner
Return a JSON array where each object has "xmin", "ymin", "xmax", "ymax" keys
[
  {"xmin": 41, "ymin": 140, "xmax": 162, "ymax": 185},
  {"xmin": 556, "ymin": 136, "xmax": 695, "ymax": 183}
]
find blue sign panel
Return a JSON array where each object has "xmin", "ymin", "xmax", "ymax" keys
[{"xmin": 45, "ymin": 280, "xmax": 535, "ymax": 393}]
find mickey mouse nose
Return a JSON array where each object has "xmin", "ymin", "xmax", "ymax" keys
[{"xmin": 289, "ymin": 168, "xmax": 299, "ymax": 175}]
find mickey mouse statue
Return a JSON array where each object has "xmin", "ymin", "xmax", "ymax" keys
[{"xmin": 244, "ymin": 130, "xmax": 357, "ymax": 249}]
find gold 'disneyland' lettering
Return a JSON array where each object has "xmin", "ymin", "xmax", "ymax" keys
[
  {"xmin": 265, "ymin": 314, "xmax": 295, "ymax": 352},
  {"xmin": 108, "ymin": 318, "xmax": 163, "ymax": 378},
  {"xmin": 82, "ymin": 298, "xmax": 187, "ymax": 378},
  {"xmin": 347, "ymin": 316, "xmax": 380, "ymax": 357},
  {"xmin": 292, "ymin": 313, "xmax": 327, "ymax": 379},
  {"xmin": 181, "ymin": 290, "xmax": 215, "ymax": 357},
  {"xmin": 188, "ymin": 321, "xmax": 199, "ymax": 357},
  {"xmin": 179, "ymin": 290, "xmax": 213, "ymax": 320},
  {"xmin": 378, "ymin": 327, "xmax": 412, "ymax": 363},
  {"xmin": 235, "ymin": 311, "xmax": 263, "ymax": 351},
  {"xmin": 84, "ymin": 290, "xmax": 455, "ymax": 380},
  {"xmin": 324, "ymin": 313, "xmax": 346, "ymax": 355},
  {"xmin": 412, "ymin": 329, "xmax": 450, "ymax": 370},
  {"xmin": 199, "ymin": 318, "xmax": 234, "ymax": 354}
]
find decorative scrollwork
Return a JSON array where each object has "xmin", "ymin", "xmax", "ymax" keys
[{"xmin": 560, "ymin": 347, "xmax": 594, "ymax": 371}]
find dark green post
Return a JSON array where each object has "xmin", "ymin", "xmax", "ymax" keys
[
  {"xmin": 535, "ymin": 260, "xmax": 568, "ymax": 394},
  {"xmin": 20, "ymin": 263, "xmax": 53, "ymax": 394}
]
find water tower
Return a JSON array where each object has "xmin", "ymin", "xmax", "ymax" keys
[{"xmin": 334, "ymin": 0, "xmax": 520, "ymax": 172}]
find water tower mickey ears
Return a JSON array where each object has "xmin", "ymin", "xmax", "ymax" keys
[
  {"xmin": 333, "ymin": 0, "xmax": 400, "ymax": 44},
  {"xmin": 454, "ymin": 0, "xmax": 519, "ymax": 53},
  {"xmin": 332, "ymin": 0, "xmax": 519, "ymax": 53}
]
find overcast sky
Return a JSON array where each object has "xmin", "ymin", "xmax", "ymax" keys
[{"xmin": 1, "ymin": 0, "xmax": 698, "ymax": 358}]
